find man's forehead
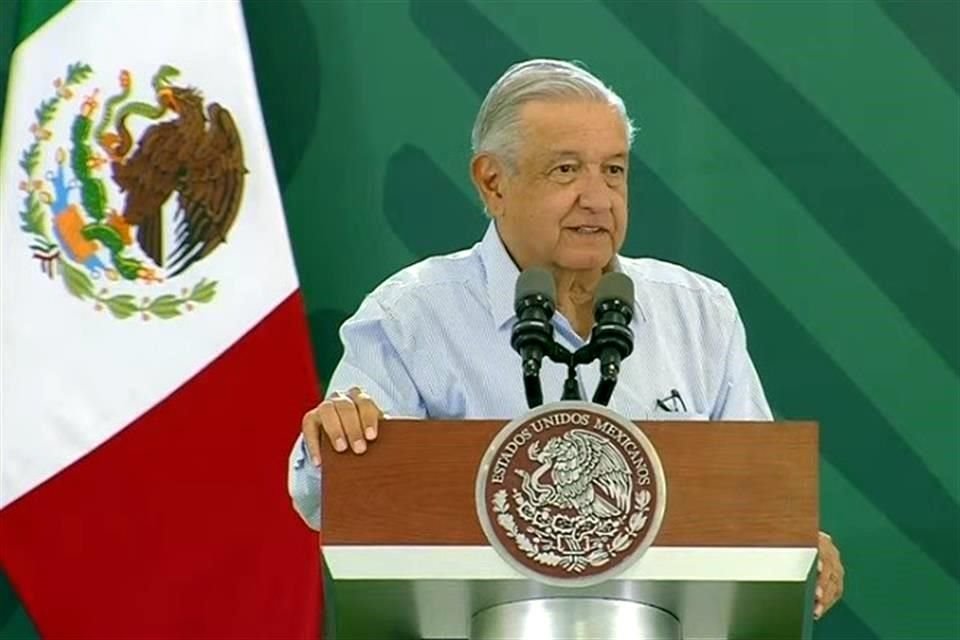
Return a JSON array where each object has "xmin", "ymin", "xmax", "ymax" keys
[
  {"xmin": 518, "ymin": 100, "xmax": 629, "ymax": 155},
  {"xmin": 541, "ymin": 148, "xmax": 628, "ymax": 160}
]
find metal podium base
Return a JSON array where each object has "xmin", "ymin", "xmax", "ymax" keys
[
  {"xmin": 325, "ymin": 546, "xmax": 818, "ymax": 639},
  {"xmin": 470, "ymin": 598, "xmax": 681, "ymax": 640}
]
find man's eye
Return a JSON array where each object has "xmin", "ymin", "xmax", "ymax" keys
[{"xmin": 607, "ymin": 165, "xmax": 625, "ymax": 175}]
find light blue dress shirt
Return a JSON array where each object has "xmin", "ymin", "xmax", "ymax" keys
[{"xmin": 289, "ymin": 223, "xmax": 772, "ymax": 530}]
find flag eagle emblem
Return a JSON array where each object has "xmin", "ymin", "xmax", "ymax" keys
[{"xmin": 15, "ymin": 63, "xmax": 247, "ymax": 320}]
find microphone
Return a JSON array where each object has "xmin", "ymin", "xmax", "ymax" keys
[
  {"xmin": 511, "ymin": 267, "xmax": 556, "ymax": 408},
  {"xmin": 590, "ymin": 272, "xmax": 634, "ymax": 405}
]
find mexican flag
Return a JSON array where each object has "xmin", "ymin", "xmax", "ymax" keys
[{"xmin": 0, "ymin": 1, "xmax": 322, "ymax": 637}]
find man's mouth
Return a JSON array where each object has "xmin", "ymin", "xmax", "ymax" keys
[{"xmin": 569, "ymin": 226, "xmax": 605, "ymax": 234}]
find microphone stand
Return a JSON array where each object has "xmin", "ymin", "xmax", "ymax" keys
[
  {"xmin": 560, "ymin": 365, "xmax": 582, "ymax": 401},
  {"xmin": 547, "ymin": 342, "xmax": 600, "ymax": 403}
]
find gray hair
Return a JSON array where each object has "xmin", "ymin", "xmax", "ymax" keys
[{"xmin": 470, "ymin": 59, "xmax": 635, "ymax": 169}]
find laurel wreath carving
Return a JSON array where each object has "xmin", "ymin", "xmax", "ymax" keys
[{"xmin": 492, "ymin": 487, "xmax": 652, "ymax": 574}]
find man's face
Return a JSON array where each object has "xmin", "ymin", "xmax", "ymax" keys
[{"xmin": 490, "ymin": 99, "xmax": 629, "ymax": 273}]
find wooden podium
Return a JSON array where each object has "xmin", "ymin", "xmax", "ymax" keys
[{"xmin": 322, "ymin": 420, "xmax": 818, "ymax": 639}]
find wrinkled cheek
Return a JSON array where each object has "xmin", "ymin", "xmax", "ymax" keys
[{"xmin": 615, "ymin": 205, "xmax": 629, "ymax": 247}]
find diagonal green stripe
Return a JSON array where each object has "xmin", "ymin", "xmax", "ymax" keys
[
  {"xmin": 876, "ymin": 0, "xmax": 960, "ymax": 94},
  {"xmin": 603, "ymin": 0, "xmax": 959, "ymax": 379},
  {"xmin": 703, "ymin": 0, "xmax": 960, "ymax": 251},
  {"xmin": 270, "ymin": 0, "xmax": 482, "ymax": 321},
  {"xmin": 821, "ymin": 462, "xmax": 960, "ymax": 639},
  {"xmin": 464, "ymin": 0, "xmax": 960, "ymax": 503},
  {"xmin": 816, "ymin": 602, "xmax": 880, "ymax": 640},
  {"xmin": 384, "ymin": 145, "xmax": 486, "ymax": 257},
  {"xmin": 243, "ymin": 0, "xmax": 322, "ymax": 194}
]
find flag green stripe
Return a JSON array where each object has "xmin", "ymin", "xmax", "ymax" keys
[
  {"xmin": 0, "ymin": 2, "xmax": 77, "ymax": 635},
  {"xmin": 11, "ymin": 0, "xmax": 70, "ymax": 47},
  {"xmin": 703, "ymin": 0, "xmax": 960, "ymax": 250},
  {"xmin": 0, "ymin": 0, "xmax": 71, "ymax": 156}
]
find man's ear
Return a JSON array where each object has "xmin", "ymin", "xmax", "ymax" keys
[{"xmin": 470, "ymin": 153, "xmax": 508, "ymax": 219}]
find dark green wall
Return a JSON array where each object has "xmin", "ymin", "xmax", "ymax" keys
[{"xmin": 2, "ymin": 1, "xmax": 958, "ymax": 638}]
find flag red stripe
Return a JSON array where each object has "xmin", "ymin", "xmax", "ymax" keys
[{"xmin": 0, "ymin": 291, "xmax": 322, "ymax": 638}]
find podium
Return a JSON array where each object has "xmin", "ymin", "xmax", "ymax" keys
[{"xmin": 321, "ymin": 420, "xmax": 818, "ymax": 639}]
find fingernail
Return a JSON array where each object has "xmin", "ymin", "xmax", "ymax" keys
[
  {"xmin": 334, "ymin": 438, "xmax": 347, "ymax": 452},
  {"xmin": 814, "ymin": 605, "xmax": 822, "ymax": 619},
  {"xmin": 816, "ymin": 586, "xmax": 824, "ymax": 599},
  {"xmin": 365, "ymin": 427, "xmax": 377, "ymax": 440},
  {"xmin": 312, "ymin": 455, "xmax": 321, "ymax": 467},
  {"xmin": 817, "ymin": 559, "xmax": 823, "ymax": 572},
  {"xmin": 353, "ymin": 439, "xmax": 366, "ymax": 454}
]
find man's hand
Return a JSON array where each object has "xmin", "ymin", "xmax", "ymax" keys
[
  {"xmin": 815, "ymin": 531, "xmax": 844, "ymax": 619},
  {"xmin": 301, "ymin": 386, "xmax": 382, "ymax": 465}
]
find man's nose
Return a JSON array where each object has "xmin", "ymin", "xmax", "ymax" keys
[{"xmin": 577, "ymin": 169, "xmax": 614, "ymax": 213}]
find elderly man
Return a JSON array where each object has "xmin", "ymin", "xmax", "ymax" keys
[{"xmin": 289, "ymin": 59, "xmax": 843, "ymax": 619}]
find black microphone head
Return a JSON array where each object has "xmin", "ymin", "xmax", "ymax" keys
[
  {"xmin": 515, "ymin": 267, "xmax": 556, "ymax": 312},
  {"xmin": 595, "ymin": 272, "xmax": 635, "ymax": 308}
]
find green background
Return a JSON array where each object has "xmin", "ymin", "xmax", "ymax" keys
[{"xmin": 2, "ymin": 1, "xmax": 958, "ymax": 638}]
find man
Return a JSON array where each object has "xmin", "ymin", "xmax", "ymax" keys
[{"xmin": 289, "ymin": 59, "xmax": 843, "ymax": 619}]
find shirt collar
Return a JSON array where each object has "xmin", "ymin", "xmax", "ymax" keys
[
  {"xmin": 479, "ymin": 222, "xmax": 521, "ymax": 330},
  {"xmin": 478, "ymin": 221, "xmax": 646, "ymax": 330}
]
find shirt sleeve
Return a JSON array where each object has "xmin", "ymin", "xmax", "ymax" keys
[
  {"xmin": 288, "ymin": 435, "xmax": 322, "ymax": 531},
  {"xmin": 324, "ymin": 295, "xmax": 427, "ymax": 416},
  {"xmin": 711, "ymin": 304, "xmax": 774, "ymax": 421},
  {"xmin": 287, "ymin": 293, "xmax": 427, "ymax": 530}
]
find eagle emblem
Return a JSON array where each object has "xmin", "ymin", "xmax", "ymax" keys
[
  {"xmin": 517, "ymin": 429, "xmax": 633, "ymax": 520},
  {"xmin": 13, "ymin": 62, "xmax": 246, "ymax": 319},
  {"xmin": 476, "ymin": 403, "xmax": 666, "ymax": 587}
]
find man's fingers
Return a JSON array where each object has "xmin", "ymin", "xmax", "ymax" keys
[
  {"xmin": 814, "ymin": 582, "xmax": 827, "ymax": 620},
  {"xmin": 819, "ymin": 581, "xmax": 839, "ymax": 619},
  {"xmin": 306, "ymin": 388, "xmax": 383, "ymax": 459},
  {"xmin": 300, "ymin": 408, "xmax": 324, "ymax": 466},
  {"xmin": 348, "ymin": 386, "xmax": 382, "ymax": 440},
  {"xmin": 827, "ymin": 560, "xmax": 844, "ymax": 606},
  {"xmin": 331, "ymin": 393, "xmax": 366, "ymax": 454},
  {"xmin": 814, "ymin": 533, "xmax": 844, "ymax": 620},
  {"xmin": 316, "ymin": 401, "xmax": 348, "ymax": 453}
]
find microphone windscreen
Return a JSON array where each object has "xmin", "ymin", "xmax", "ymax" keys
[
  {"xmin": 515, "ymin": 266, "xmax": 556, "ymax": 306},
  {"xmin": 596, "ymin": 272, "xmax": 635, "ymax": 307}
]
